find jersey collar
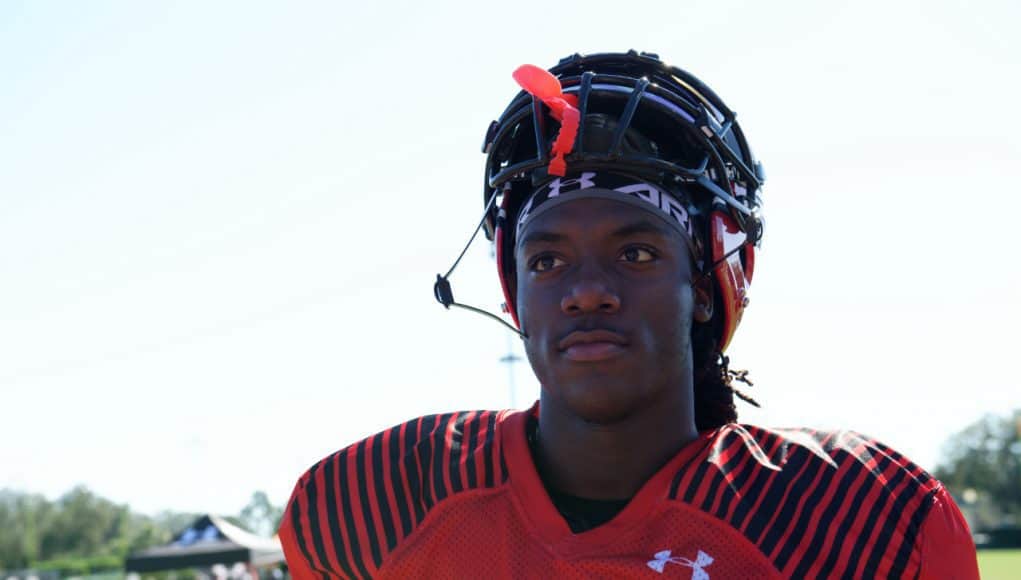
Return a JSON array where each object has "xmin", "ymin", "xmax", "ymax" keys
[{"xmin": 500, "ymin": 402, "xmax": 716, "ymax": 557}]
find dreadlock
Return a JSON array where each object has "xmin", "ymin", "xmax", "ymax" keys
[{"xmin": 691, "ymin": 317, "xmax": 759, "ymax": 431}]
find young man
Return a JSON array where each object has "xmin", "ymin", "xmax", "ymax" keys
[{"xmin": 279, "ymin": 52, "xmax": 979, "ymax": 579}]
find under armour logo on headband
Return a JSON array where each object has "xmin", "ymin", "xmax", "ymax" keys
[
  {"xmin": 515, "ymin": 172, "xmax": 696, "ymax": 249},
  {"xmin": 546, "ymin": 173, "xmax": 597, "ymax": 198}
]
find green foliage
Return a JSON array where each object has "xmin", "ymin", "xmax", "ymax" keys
[
  {"xmin": 936, "ymin": 410, "xmax": 1021, "ymax": 529},
  {"xmin": 0, "ymin": 490, "xmax": 58, "ymax": 569},
  {"xmin": 32, "ymin": 554, "xmax": 121, "ymax": 576},
  {"xmin": 0, "ymin": 486, "xmax": 282, "ymax": 574},
  {"xmin": 240, "ymin": 491, "xmax": 284, "ymax": 538},
  {"xmin": 38, "ymin": 486, "xmax": 130, "ymax": 559}
]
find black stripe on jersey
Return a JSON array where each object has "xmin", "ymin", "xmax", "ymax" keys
[
  {"xmin": 355, "ymin": 438, "xmax": 384, "ymax": 569},
  {"xmin": 789, "ymin": 443, "xmax": 872, "ymax": 579},
  {"xmin": 845, "ymin": 454, "xmax": 914, "ymax": 578},
  {"xmin": 337, "ymin": 447, "xmax": 372, "ymax": 580},
  {"xmin": 888, "ymin": 488, "xmax": 936, "ymax": 579},
  {"xmin": 710, "ymin": 429, "xmax": 747, "ymax": 480},
  {"xmin": 448, "ymin": 413, "xmax": 467, "ymax": 494},
  {"xmin": 710, "ymin": 432, "xmax": 758, "ymax": 519},
  {"xmin": 866, "ymin": 471, "xmax": 928, "ymax": 576},
  {"xmin": 416, "ymin": 414, "xmax": 438, "ymax": 511},
  {"xmin": 667, "ymin": 463, "xmax": 686, "ymax": 498},
  {"xmin": 401, "ymin": 417, "xmax": 426, "ymax": 526},
  {"xmin": 303, "ymin": 461, "xmax": 333, "ymax": 577},
  {"xmin": 878, "ymin": 443, "xmax": 933, "ymax": 489},
  {"xmin": 666, "ymin": 433, "xmax": 717, "ymax": 500},
  {"xmin": 743, "ymin": 445, "xmax": 812, "ymax": 544},
  {"xmin": 482, "ymin": 412, "xmax": 497, "ymax": 488},
  {"xmin": 681, "ymin": 456, "xmax": 712, "ymax": 504},
  {"xmin": 698, "ymin": 467, "xmax": 729, "ymax": 514},
  {"xmin": 772, "ymin": 445, "xmax": 840, "ymax": 571},
  {"xmin": 388, "ymin": 424, "xmax": 413, "ymax": 539},
  {"xmin": 317, "ymin": 456, "xmax": 355, "ymax": 579},
  {"xmin": 464, "ymin": 412, "xmax": 480, "ymax": 487},
  {"xmin": 715, "ymin": 429, "xmax": 782, "ymax": 520},
  {"xmin": 814, "ymin": 451, "xmax": 896, "ymax": 579},
  {"xmin": 372, "ymin": 431, "xmax": 398, "ymax": 553},
  {"xmin": 294, "ymin": 463, "xmax": 331, "ymax": 580},
  {"xmin": 698, "ymin": 430, "xmax": 739, "ymax": 512},
  {"xmin": 712, "ymin": 475, "xmax": 738, "ymax": 520},
  {"xmin": 757, "ymin": 445, "xmax": 827, "ymax": 555},
  {"xmin": 431, "ymin": 413, "xmax": 455, "ymax": 504},
  {"xmin": 729, "ymin": 448, "xmax": 781, "ymax": 529},
  {"xmin": 866, "ymin": 474, "xmax": 930, "ymax": 578}
]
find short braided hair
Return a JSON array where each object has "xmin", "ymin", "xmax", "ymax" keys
[{"xmin": 691, "ymin": 319, "xmax": 758, "ymax": 430}]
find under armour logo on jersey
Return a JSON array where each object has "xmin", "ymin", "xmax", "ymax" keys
[{"xmin": 647, "ymin": 549, "xmax": 714, "ymax": 579}]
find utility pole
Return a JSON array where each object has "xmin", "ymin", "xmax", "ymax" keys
[{"xmin": 499, "ymin": 331, "xmax": 523, "ymax": 408}]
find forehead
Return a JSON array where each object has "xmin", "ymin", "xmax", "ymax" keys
[{"xmin": 515, "ymin": 197, "xmax": 682, "ymax": 247}]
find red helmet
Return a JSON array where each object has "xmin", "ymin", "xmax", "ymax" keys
[{"xmin": 480, "ymin": 51, "xmax": 765, "ymax": 353}]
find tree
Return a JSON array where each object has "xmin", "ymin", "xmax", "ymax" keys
[
  {"xmin": 0, "ymin": 490, "xmax": 55, "ymax": 569},
  {"xmin": 0, "ymin": 486, "xmax": 187, "ymax": 572},
  {"xmin": 239, "ymin": 491, "xmax": 283, "ymax": 538},
  {"xmin": 0, "ymin": 485, "xmax": 284, "ymax": 573},
  {"xmin": 935, "ymin": 409, "xmax": 1021, "ymax": 529}
]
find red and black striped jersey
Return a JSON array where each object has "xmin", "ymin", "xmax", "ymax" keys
[{"xmin": 279, "ymin": 406, "xmax": 978, "ymax": 579}]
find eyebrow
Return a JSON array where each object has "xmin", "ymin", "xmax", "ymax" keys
[
  {"xmin": 517, "ymin": 220, "xmax": 673, "ymax": 247},
  {"xmin": 611, "ymin": 219, "xmax": 673, "ymax": 239},
  {"xmin": 518, "ymin": 230, "xmax": 567, "ymax": 247}
]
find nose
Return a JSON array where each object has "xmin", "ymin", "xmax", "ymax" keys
[{"xmin": 561, "ymin": 277, "xmax": 621, "ymax": 315}]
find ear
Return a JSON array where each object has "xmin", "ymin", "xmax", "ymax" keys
[{"xmin": 692, "ymin": 276, "xmax": 714, "ymax": 324}]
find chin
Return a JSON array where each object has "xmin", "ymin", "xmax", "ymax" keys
[{"xmin": 549, "ymin": 379, "xmax": 653, "ymax": 425}]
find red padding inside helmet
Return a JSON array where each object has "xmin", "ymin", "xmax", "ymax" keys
[
  {"xmin": 710, "ymin": 210, "xmax": 752, "ymax": 352},
  {"xmin": 495, "ymin": 196, "xmax": 522, "ymax": 329}
]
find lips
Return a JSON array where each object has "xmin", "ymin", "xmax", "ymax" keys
[{"xmin": 558, "ymin": 329, "xmax": 628, "ymax": 362}]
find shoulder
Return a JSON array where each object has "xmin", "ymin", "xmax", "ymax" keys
[
  {"xmin": 709, "ymin": 423, "xmax": 941, "ymax": 498},
  {"xmin": 672, "ymin": 423, "xmax": 943, "ymax": 517},
  {"xmin": 278, "ymin": 410, "xmax": 512, "ymax": 580},
  {"xmin": 670, "ymin": 423, "xmax": 971, "ymax": 578}
]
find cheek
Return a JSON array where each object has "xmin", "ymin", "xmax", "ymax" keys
[
  {"xmin": 514, "ymin": 273, "xmax": 547, "ymax": 345},
  {"xmin": 514, "ymin": 274, "xmax": 560, "ymax": 374},
  {"xmin": 635, "ymin": 283, "xmax": 695, "ymax": 350},
  {"xmin": 513, "ymin": 270, "xmax": 528, "ymax": 324}
]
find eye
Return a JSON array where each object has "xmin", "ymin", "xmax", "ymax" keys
[
  {"xmin": 529, "ymin": 254, "xmax": 566, "ymax": 272},
  {"xmin": 619, "ymin": 246, "xmax": 657, "ymax": 263}
]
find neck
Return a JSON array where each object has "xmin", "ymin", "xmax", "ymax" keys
[{"xmin": 533, "ymin": 388, "xmax": 699, "ymax": 500}]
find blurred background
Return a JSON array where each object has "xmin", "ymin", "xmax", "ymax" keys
[{"xmin": 1, "ymin": 0, "xmax": 1018, "ymax": 577}]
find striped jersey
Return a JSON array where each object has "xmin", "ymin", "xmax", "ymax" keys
[{"xmin": 279, "ymin": 406, "xmax": 978, "ymax": 579}]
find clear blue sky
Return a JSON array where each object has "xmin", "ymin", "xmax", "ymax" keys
[{"xmin": 1, "ymin": 0, "xmax": 1018, "ymax": 517}]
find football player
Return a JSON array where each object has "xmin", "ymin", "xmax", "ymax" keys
[{"xmin": 280, "ymin": 51, "xmax": 979, "ymax": 579}]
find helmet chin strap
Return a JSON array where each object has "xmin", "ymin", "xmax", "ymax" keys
[
  {"xmin": 433, "ymin": 194, "xmax": 528, "ymax": 339},
  {"xmin": 691, "ymin": 239, "xmax": 750, "ymax": 288}
]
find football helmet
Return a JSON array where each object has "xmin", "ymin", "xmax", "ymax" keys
[{"xmin": 480, "ymin": 50, "xmax": 765, "ymax": 352}]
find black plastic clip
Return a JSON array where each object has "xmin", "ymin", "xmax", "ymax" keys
[{"xmin": 434, "ymin": 274, "xmax": 454, "ymax": 308}]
